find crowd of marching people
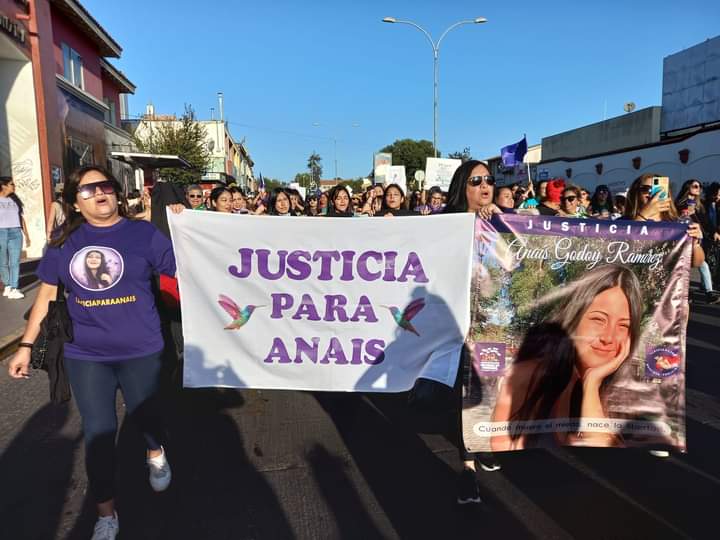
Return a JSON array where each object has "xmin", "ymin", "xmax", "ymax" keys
[{"xmin": 3, "ymin": 161, "xmax": 720, "ymax": 538}]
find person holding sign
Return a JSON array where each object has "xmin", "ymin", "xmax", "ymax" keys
[{"xmin": 443, "ymin": 160, "xmax": 503, "ymax": 504}]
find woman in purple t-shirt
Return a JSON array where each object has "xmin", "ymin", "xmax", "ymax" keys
[{"xmin": 8, "ymin": 166, "xmax": 176, "ymax": 540}]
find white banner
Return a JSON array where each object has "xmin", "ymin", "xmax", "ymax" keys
[
  {"xmin": 425, "ymin": 158, "xmax": 462, "ymax": 191},
  {"xmin": 168, "ymin": 211, "xmax": 475, "ymax": 391}
]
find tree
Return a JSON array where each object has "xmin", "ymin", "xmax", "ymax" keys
[
  {"xmin": 263, "ymin": 177, "xmax": 285, "ymax": 191},
  {"xmin": 294, "ymin": 172, "xmax": 313, "ymax": 189},
  {"xmin": 307, "ymin": 152, "xmax": 322, "ymax": 189},
  {"xmin": 378, "ymin": 139, "xmax": 436, "ymax": 191},
  {"xmin": 447, "ymin": 147, "xmax": 473, "ymax": 163},
  {"xmin": 133, "ymin": 105, "xmax": 211, "ymax": 184}
]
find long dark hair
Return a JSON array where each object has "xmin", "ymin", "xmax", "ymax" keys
[
  {"xmin": 327, "ymin": 185, "xmax": 354, "ymax": 217},
  {"xmin": 623, "ymin": 173, "xmax": 678, "ymax": 221},
  {"xmin": 675, "ymin": 179, "xmax": 705, "ymax": 216},
  {"xmin": 50, "ymin": 166, "xmax": 128, "ymax": 247},
  {"xmin": 0, "ymin": 176, "xmax": 23, "ymax": 215},
  {"xmin": 83, "ymin": 249, "xmax": 111, "ymax": 289},
  {"xmin": 509, "ymin": 264, "xmax": 644, "ymax": 439},
  {"xmin": 209, "ymin": 186, "xmax": 232, "ymax": 211},
  {"xmin": 268, "ymin": 187, "xmax": 292, "ymax": 216},
  {"xmin": 443, "ymin": 160, "xmax": 489, "ymax": 213},
  {"xmin": 589, "ymin": 184, "xmax": 614, "ymax": 214}
]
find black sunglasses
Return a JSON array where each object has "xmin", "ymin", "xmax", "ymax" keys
[
  {"xmin": 467, "ymin": 175, "xmax": 496, "ymax": 187},
  {"xmin": 638, "ymin": 185, "xmax": 653, "ymax": 194},
  {"xmin": 690, "ymin": 183, "xmax": 701, "ymax": 189},
  {"xmin": 187, "ymin": 194, "xmax": 203, "ymax": 199},
  {"xmin": 77, "ymin": 180, "xmax": 116, "ymax": 200},
  {"xmin": 561, "ymin": 195, "xmax": 578, "ymax": 202}
]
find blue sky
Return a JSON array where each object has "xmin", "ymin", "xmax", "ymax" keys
[{"xmin": 84, "ymin": 0, "xmax": 720, "ymax": 181}]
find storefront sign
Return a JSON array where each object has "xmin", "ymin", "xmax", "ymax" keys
[{"xmin": 0, "ymin": 12, "xmax": 27, "ymax": 45}]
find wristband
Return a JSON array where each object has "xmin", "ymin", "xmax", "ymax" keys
[{"xmin": 18, "ymin": 342, "xmax": 33, "ymax": 349}]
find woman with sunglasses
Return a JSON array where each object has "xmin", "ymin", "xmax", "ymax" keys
[
  {"xmin": 1, "ymin": 176, "xmax": 31, "ymax": 299},
  {"xmin": 8, "ymin": 166, "xmax": 176, "ymax": 539},
  {"xmin": 588, "ymin": 184, "xmax": 614, "ymax": 217},
  {"xmin": 186, "ymin": 184, "xmax": 206, "ymax": 210},
  {"xmin": 675, "ymin": 180, "xmax": 719, "ymax": 303},
  {"xmin": 304, "ymin": 194, "xmax": 320, "ymax": 216},
  {"xmin": 558, "ymin": 186, "xmax": 583, "ymax": 217},
  {"xmin": 624, "ymin": 174, "xmax": 705, "ymax": 268},
  {"xmin": 441, "ymin": 161, "xmax": 503, "ymax": 504}
]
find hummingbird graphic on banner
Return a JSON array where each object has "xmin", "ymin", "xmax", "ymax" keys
[
  {"xmin": 218, "ymin": 294, "xmax": 265, "ymax": 330},
  {"xmin": 382, "ymin": 298, "xmax": 426, "ymax": 336}
]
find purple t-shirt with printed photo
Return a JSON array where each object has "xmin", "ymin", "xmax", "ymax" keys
[{"xmin": 37, "ymin": 218, "xmax": 176, "ymax": 361}]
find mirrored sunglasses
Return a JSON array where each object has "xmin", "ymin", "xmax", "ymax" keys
[
  {"xmin": 467, "ymin": 175, "xmax": 496, "ymax": 187},
  {"xmin": 77, "ymin": 180, "xmax": 116, "ymax": 200}
]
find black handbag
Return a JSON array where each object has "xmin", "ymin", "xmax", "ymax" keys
[{"xmin": 31, "ymin": 282, "xmax": 73, "ymax": 403}]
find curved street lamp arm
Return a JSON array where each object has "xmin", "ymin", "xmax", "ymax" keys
[
  {"xmin": 392, "ymin": 19, "xmax": 437, "ymax": 53},
  {"xmin": 436, "ymin": 19, "xmax": 477, "ymax": 50}
]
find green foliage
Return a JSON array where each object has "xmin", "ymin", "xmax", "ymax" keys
[
  {"xmin": 447, "ymin": 147, "xmax": 473, "ymax": 162},
  {"xmin": 263, "ymin": 177, "xmax": 285, "ymax": 191},
  {"xmin": 379, "ymin": 139, "xmax": 436, "ymax": 186},
  {"xmin": 294, "ymin": 172, "xmax": 313, "ymax": 189},
  {"xmin": 307, "ymin": 152, "xmax": 323, "ymax": 186},
  {"xmin": 133, "ymin": 105, "xmax": 211, "ymax": 185}
]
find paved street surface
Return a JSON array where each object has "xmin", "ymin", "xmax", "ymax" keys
[{"xmin": 0, "ymin": 280, "xmax": 718, "ymax": 540}]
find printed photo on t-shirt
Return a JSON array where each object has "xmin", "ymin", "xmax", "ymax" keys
[{"xmin": 69, "ymin": 246, "xmax": 124, "ymax": 291}]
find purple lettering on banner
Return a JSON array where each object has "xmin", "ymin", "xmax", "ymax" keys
[
  {"xmin": 294, "ymin": 337, "xmax": 320, "ymax": 363},
  {"xmin": 264, "ymin": 338, "xmax": 291, "ymax": 363},
  {"xmin": 350, "ymin": 338, "xmax": 364, "ymax": 364},
  {"xmin": 364, "ymin": 339, "xmax": 386, "ymax": 364},
  {"xmin": 228, "ymin": 247, "xmax": 253, "ymax": 278},
  {"xmin": 397, "ymin": 252, "xmax": 430, "ymax": 283},
  {"xmin": 323, "ymin": 295, "xmax": 349, "ymax": 322},
  {"xmin": 286, "ymin": 250, "xmax": 312, "ymax": 280},
  {"xmin": 313, "ymin": 251, "xmax": 341, "ymax": 280},
  {"xmin": 490, "ymin": 214, "xmax": 687, "ymax": 242},
  {"xmin": 357, "ymin": 251, "xmax": 383, "ymax": 281},
  {"xmin": 292, "ymin": 294, "xmax": 321, "ymax": 321},
  {"xmin": 382, "ymin": 251, "xmax": 398, "ymax": 282},
  {"xmin": 349, "ymin": 295, "xmax": 379, "ymax": 323},
  {"xmin": 321, "ymin": 337, "xmax": 348, "ymax": 364},
  {"xmin": 257, "ymin": 249, "xmax": 287, "ymax": 280},
  {"xmin": 271, "ymin": 293, "xmax": 294, "ymax": 319},
  {"xmin": 340, "ymin": 251, "xmax": 356, "ymax": 281}
]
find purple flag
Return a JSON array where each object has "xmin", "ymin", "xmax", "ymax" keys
[{"xmin": 501, "ymin": 136, "xmax": 528, "ymax": 168}]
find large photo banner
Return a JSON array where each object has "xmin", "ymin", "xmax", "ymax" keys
[
  {"xmin": 168, "ymin": 212, "xmax": 475, "ymax": 392},
  {"xmin": 462, "ymin": 214, "xmax": 692, "ymax": 452}
]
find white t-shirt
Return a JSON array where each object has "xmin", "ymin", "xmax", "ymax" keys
[{"xmin": 0, "ymin": 197, "xmax": 21, "ymax": 229}]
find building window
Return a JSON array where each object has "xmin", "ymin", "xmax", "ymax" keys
[
  {"xmin": 66, "ymin": 136, "xmax": 94, "ymax": 172},
  {"xmin": 103, "ymin": 98, "xmax": 116, "ymax": 125},
  {"xmin": 62, "ymin": 43, "xmax": 84, "ymax": 89}
]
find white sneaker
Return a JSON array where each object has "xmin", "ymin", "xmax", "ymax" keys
[
  {"xmin": 649, "ymin": 450, "xmax": 670, "ymax": 458},
  {"xmin": 7, "ymin": 288, "xmax": 24, "ymax": 299},
  {"xmin": 91, "ymin": 512, "xmax": 119, "ymax": 540},
  {"xmin": 147, "ymin": 446, "xmax": 171, "ymax": 492},
  {"xmin": 2, "ymin": 287, "xmax": 10, "ymax": 297}
]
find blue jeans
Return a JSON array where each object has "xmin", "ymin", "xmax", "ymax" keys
[
  {"xmin": 0, "ymin": 227, "xmax": 22, "ymax": 288},
  {"xmin": 65, "ymin": 353, "xmax": 164, "ymax": 503},
  {"xmin": 699, "ymin": 261, "xmax": 714, "ymax": 293}
]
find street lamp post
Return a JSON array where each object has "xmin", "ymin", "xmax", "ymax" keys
[{"xmin": 382, "ymin": 16, "xmax": 487, "ymax": 158}]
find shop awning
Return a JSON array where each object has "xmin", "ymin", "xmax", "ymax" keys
[{"xmin": 110, "ymin": 152, "xmax": 192, "ymax": 169}]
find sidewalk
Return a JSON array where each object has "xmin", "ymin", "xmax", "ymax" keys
[{"xmin": 0, "ymin": 287, "xmax": 37, "ymax": 358}]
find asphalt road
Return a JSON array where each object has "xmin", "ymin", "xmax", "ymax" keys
[{"xmin": 0, "ymin": 283, "xmax": 718, "ymax": 540}]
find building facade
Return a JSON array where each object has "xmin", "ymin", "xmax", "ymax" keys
[
  {"xmin": 126, "ymin": 109, "xmax": 255, "ymax": 191},
  {"xmin": 0, "ymin": 0, "xmax": 135, "ymax": 257}
]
